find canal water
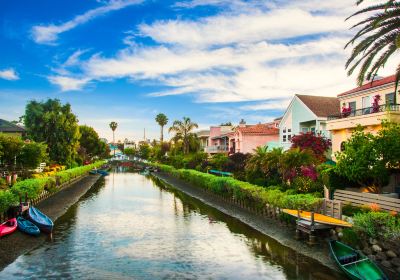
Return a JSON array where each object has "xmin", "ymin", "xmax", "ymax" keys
[{"xmin": 1, "ymin": 170, "xmax": 345, "ymax": 279}]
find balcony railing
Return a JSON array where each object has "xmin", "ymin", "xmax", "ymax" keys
[
  {"xmin": 205, "ymin": 145, "xmax": 228, "ymax": 153},
  {"xmin": 328, "ymin": 104, "xmax": 400, "ymax": 120}
]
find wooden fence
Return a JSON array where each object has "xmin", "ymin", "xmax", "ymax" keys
[{"xmin": 333, "ymin": 189, "xmax": 400, "ymax": 212}]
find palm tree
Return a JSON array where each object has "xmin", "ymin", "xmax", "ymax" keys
[
  {"xmin": 246, "ymin": 146, "xmax": 268, "ymax": 174},
  {"xmin": 345, "ymin": 0, "xmax": 400, "ymax": 99},
  {"xmin": 155, "ymin": 113, "xmax": 168, "ymax": 143},
  {"xmin": 109, "ymin": 121, "xmax": 118, "ymax": 156},
  {"xmin": 168, "ymin": 117, "xmax": 198, "ymax": 154}
]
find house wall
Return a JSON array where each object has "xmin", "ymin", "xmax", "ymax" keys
[
  {"xmin": 279, "ymin": 97, "xmax": 317, "ymax": 150},
  {"xmin": 328, "ymin": 82, "xmax": 400, "ymax": 159},
  {"xmin": 339, "ymin": 83, "xmax": 396, "ymax": 111}
]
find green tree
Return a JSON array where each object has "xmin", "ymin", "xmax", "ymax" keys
[
  {"xmin": 0, "ymin": 134, "xmax": 24, "ymax": 166},
  {"xmin": 168, "ymin": 117, "xmax": 198, "ymax": 154},
  {"xmin": 279, "ymin": 148, "xmax": 316, "ymax": 183},
  {"xmin": 24, "ymin": 99, "xmax": 80, "ymax": 165},
  {"xmin": 124, "ymin": 148, "xmax": 136, "ymax": 159},
  {"xmin": 209, "ymin": 153, "xmax": 229, "ymax": 170},
  {"xmin": 79, "ymin": 125, "xmax": 106, "ymax": 160},
  {"xmin": 138, "ymin": 142, "xmax": 151, "ymax": 160},
  {"xmin": 19, "ymin": 142, "xmax": 48, "ymax": 169},
  {"xmin": 345, "ymin": 0, "xmax": 400, "ymax": 94},
  {"xmin": 155, "ymin": 113, "xmax": 168, "ymax": 142},
  {"xmin": 335, "ymin": 127, "xmax": 388, "ymax": 192}
]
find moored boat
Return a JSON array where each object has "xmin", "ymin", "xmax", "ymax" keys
[
  {"xmin": 0, "ymin": 218, "xmax": 17, "ymax": 237},
  {"xmin": 17, "ymin": 216, "xmax": 40, "ymax": 236},
  {"xmin": 97, "ymin": 170, "xmax": 109, "ymax": 176},
  {"xmin": 329, "ymin": 240, "xmax": 388, "ymax": 280},
  {"xmin": 27, "ymin": 206, "xmax": 54, "ymax": 233}
]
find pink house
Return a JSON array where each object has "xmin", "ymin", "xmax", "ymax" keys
[
  {"xmin": 204, "ymin": 125, "xmax": 233, "ymax": 154},
  {"xmin": 228, "ymin": 120, "xmax": 280, "ymax": 154}
]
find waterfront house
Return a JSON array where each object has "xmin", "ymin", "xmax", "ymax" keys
[
  {"xmin": 205, "ymin": 125, "xmax": 233, "ymax": 154},
  {"xmin": 327, "ymin": 75, "xmax": 400, "ymax": 157},
  {"xmin": 278, "ymin": 95, "xmax": 340, "ymax": 150},
  {"xmin": 195, "ymin": 129, "xmax": 210, "ymax": 152},
  {"xmin": 228, "ymin": 119, "xmax": 279, "ymax": 154},
  {"xmin": 0, "ymin": 119, "xmax": 26, "ymax": 137}
]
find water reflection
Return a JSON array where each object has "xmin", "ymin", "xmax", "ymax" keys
[{"xmin": 1, "ymin": 172, "xmax": 345, "ymax": 280}]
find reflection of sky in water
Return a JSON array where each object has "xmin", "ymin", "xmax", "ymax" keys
[{"xmin": 0, "ymin": 173, "xmax": 344, "ymax": 280}]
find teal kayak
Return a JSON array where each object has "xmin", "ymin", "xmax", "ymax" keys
[
  {"xmin": 329, "ymin": 240, "xmax": 388, "ymax": 280},
  {"xmin": 17, "ymin": 216, "xmax": 40, "ymax": 236}
]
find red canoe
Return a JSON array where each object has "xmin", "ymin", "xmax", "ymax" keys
[{"xmin": 0, "ymin": 218, "xmax": 17, "ymax": 237}]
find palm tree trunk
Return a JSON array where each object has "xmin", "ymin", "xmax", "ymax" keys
[
  {"xmin": 113, "ymin": 131, "xmax": 115, "ymax": 157},
  {"xmin": 160, "ymin": 125, "xmax": 164, "ymax": 143}
]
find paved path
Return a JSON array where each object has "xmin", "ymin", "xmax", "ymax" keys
[{"xmin": 0, "ymin": 174, "xmax": 102, "ymax": 270}]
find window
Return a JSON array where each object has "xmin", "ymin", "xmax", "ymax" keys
[
  {"xmin": 302, "ymin": 127, "xmax": 309, "ymax": 133},
  {"xmin": 288, "ymin": 128, "xmax": 291, "ymax": 133},
  {"xmin": 283, "ymin": 128, "xmax": 286, "ymax": 133},
  {"xmin": 348, "ymin": 101, "xmax": 356, "ymax": 116},
  {"xmin": 386, "ymin": 92, "xmax": 395, "ymax": 105},
  {"xmin": 362, "ymin": 96, "xmax": 371, "ymax": 114},
  {"xmin": 340, "ymin": 142, "xmax": 346, "ymax": 151},
  {"xmin": 283, "ymin": 135, "xmax": 287, "ymax": 142},
  {"xmin": 311, "ymin": 127, "xmax": 316, "ymax": 134},
  {"xmin": 288, "ymin": 135, "xmax": 292, "ymax": 142}
]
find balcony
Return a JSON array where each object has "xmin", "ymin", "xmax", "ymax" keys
[
  {"xmin": 205, "ymin": 145, "xmax": 228, "ymax": 153},
  {"xmin": 327, "ymin": 104, "xmax": 400, "ymax": 131}
]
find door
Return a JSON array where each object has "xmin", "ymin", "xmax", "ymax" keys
[{"xmin": 362, "ymin": 96, "xmax": 371, "ymax": 114}]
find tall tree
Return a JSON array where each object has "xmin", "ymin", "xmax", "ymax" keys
[
  {"xmin": 155, "ymin": 113, "xmax": 168, "ymax": 142},
  {"xmin": 168, "ymin": 117, "xmax": 198, "ymax": 154},
  {"xmin": 109, "ymin": 121, "xmax": 118, "ymax": 157},
  {"xmin": 79, "ymin": 125, "xmax": 107, "ymax": 161},
  {"xmin": 24, "ymin": 99, "xmax": 80, "ymax": 165},
  {"xmin": 345, "ymin": 0, "xmax": 400, "ymax": 96}
]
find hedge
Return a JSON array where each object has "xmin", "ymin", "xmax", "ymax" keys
[
  {"xmin": 352, "ymin": 211, "xmax": 400, "ymax": 240},
  {"xmin": 0, "ymin": 161, "xmax": 105, "ymax": 213},
  {"xmin": 150, "ymin": 163, "xmax": 323, "ymax": 211}
]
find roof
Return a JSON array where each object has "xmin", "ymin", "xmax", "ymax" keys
[
  {"xmin": 338, "ymin": 75, "xmax": 396, "ymax": 97},
  {"xmin": 236, "ymin": 124, "xmax": 279, "ymax": 135},
  {"xmin": 0, "ymin": 119, "xmax": 26, "ymax": 133},
  {"xmin": 296, "ymin": 95, "xmax": 340, "ymax": 118}
]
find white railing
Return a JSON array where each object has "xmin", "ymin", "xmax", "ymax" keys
[{"xmin": 205, "ymin": 145, "xmax": 228, "ymax": 153}]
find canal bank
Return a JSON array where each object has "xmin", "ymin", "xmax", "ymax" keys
[
  {"xmin": 151, "ymin": 171, "xmax": 342, "ymax": 274},
  {"xmin": 0, "ymin": 174, "xmax": 102, "ymax": 271}
]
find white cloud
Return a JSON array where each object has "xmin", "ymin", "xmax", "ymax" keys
[
  {"xmin": 240, "ymin": 100, "xmax": 291, "ymax": 111},
  {"xmin": 31, "ymin": 0, "xmax": 143, "ymax": 44},
  {"xmin": 48, "ymin": 76, "xmax": 90, "ymax": 91},
  {"xmin": 139, "ymin": 9, "xmax": 348, "ymax": 49},
  {"xmin": 0, "ymin": 68, "xmax": 19, "ymax": 80}
]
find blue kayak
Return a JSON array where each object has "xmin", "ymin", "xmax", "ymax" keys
[
  {"xmin": 27, "ymin": 207, "xmax": 54, "ymax": 233},
  {"xmin": 17, "ymin": 216, "xmax": 40, "ymax": 236},
  {"xmin": 97, "ymin": 170, "xmax": 109, "ymax": 176}
]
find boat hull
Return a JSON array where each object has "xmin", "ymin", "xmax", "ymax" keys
[
  {"xmin": 27, "ymin": 207, "xmax": 54, "ymax": 233},
  {"xmin": 329, "ymin": 240, "xmax": 388, "ymax": 280},
  {"xmin": 0, "ymin": 218, "xmax": 17, "ymax": 237},
  {"xmin": 17, "ymin": 216, "xmax": 41, "ymax": 236}
]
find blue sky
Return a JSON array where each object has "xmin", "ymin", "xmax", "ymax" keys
[{"xmin": 0, "ymin": 0, "xmax": 396, "ymax": 141}]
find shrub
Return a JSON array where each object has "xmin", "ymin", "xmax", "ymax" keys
[
  {"xmin": 149, "ymin": 162, "xmax": 323, "ymax": 212},
  {"xmin": 0, "ymin": 190, "xmax": 17, "ymax": 213},
  {"xmin": 353, "ymin": 212, "xmax": 400, "ymax": 240},
  {"xmin": 341, "ymin": 228, "xmax": 360, "ymax": 247}
]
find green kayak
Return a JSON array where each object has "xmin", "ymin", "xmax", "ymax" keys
[{"xmin": 329, "ymin": 240, "xmax": 388, "ymax": 280}]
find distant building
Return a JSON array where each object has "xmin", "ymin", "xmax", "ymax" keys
[
  {"xmin": 195, "ymin": 129, "xmax": 210, "ymax": 152},
  {"xmin": 278, "ymin": 94, "xmax": 340, "ymax": 150},
  {"xmin": 0, "ymin": 119, "xmax": 26, "ymax": 137},
  {"xmin": 205, "ymin": 125, "xmax": 233, "ymax": 154},
  {"xmin": 228, "ymin": 119, "xmax": 280, "ymax": 154},
  {"xmin": 124, "ymin": 139, "xmax": 136, "ymax": 150}
]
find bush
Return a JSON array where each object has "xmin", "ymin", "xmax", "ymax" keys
[
  {"xmin": 0, "ymin": 190, "xmax": 18, "ymax": 213},
  {"xmin": 353, "ymin": 211, "xmax": 400, "ymax": 240},
  {"xmin": 149, "ymin": 162, "xmax": 323, "ymax": 212},
  {"xmin": 340, "ymin": 228, "xmax": 360, "ymax": 247}
]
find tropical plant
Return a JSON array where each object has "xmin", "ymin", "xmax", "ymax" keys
[
  {"xmin": 279, "ymin": 148, "xmax": 316, "ymax": 183},
  {"xmin": 155, "ymin": 113, "xmax": 168, "ymax": 142},
  {"xmin": 168, "ymin": 117, "xmax": 198, "ymax": 154},
  {"xmin": 345, "ymin": 0, "xmax": 400, "ymax": 96},
  {"xmin": 109, "ymin": 121, "xmax": 118, "ymax": 143}
]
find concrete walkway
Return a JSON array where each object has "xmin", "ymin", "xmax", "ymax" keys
[{"xmin": 0, "ymin": 174, "xmax": 102, "ymax": 271}]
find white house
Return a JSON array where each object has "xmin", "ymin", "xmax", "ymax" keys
[{"xmin": 278, "ymin": 94, "xmax": 340, "ymax": 150}]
